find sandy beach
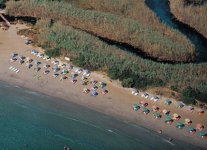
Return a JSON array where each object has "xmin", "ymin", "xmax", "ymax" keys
[{"xmin": 0, "ymin": 24, "xmax": 207, "ymax": 149}]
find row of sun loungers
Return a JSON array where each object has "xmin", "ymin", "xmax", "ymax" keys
[{"xmin": 9, "ymin": 66, "xmax": 20, "ymax": 73}]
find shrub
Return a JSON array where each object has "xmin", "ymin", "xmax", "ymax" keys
[{"xmin": 122, "ymin": 78, "xmax": 135, "ymax": 87}]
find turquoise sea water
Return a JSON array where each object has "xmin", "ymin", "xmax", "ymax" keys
[{"xmin": 0, "ymin": 81, "xmax": 204, "ymax": 150}]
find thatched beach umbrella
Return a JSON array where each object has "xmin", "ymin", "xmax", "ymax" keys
[{"xmin": 133, "ymin": 104, "xmax": 140, "ymax": 111}]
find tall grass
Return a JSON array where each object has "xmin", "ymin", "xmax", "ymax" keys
[
  {"xmin": 170, "ymin": 0, "xmax": 207, "ymax": 38},
  {"xmin": 6, "ymin": 0, "xmax": 196, "ymax": 62},
  {"xmin": 33, "ymin": 19, "xmax": 207, "ymax": 103}
]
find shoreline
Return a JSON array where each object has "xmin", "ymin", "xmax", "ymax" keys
[{"xmin": 0, "ymin": 24, "xmax": 207, "ymax": 149}]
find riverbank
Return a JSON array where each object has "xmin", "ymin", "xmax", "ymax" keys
[{"xmin": 0, "ymin": 24, "xmax": 207, "ymax": 149}]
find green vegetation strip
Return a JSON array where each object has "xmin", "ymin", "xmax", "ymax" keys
[
  {"xmin": 6, "ymin": 0, "xmax": 195, "ymax": 62},
  {"xmin": 33, "ymin": 20, "xmax": 207, "ymax": 103}
]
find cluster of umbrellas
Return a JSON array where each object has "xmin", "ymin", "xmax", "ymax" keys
[
  {"xmin": 132, "ymin": 102, "xmax": 207, "ymax": 139},
  {"xmin": 10, "ymin": 52, "xmax": 109, "ymax": 97}
]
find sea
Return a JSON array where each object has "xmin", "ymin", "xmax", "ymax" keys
[{"xmin": 0, "ymin": 81, "xmax": 204, "ymax": 150}]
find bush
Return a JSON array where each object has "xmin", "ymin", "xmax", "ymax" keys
[
  {"xmin": 122, "ymin": 78, "xmax": 135, "ymax": 87},
  {"xmin": 180, "ymin": 87, "xmax": 197, "ymax": 104}
]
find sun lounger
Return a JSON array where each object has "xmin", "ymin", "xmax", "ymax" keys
[
  {"xmin": 13, "ymin": 68, "xmax": 18, "ymax": 72},
  {"xmin": 9, "ymin": 66, "xmax": 13, "ymax": 70},
  {"xmin": 16, "ymin": 70, "xmax": 20, "ymax": 73}
]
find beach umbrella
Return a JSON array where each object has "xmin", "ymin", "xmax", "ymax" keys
[
  {"xmin": 44, "ymin": 63, "xmax": 50, "ymax": 68},
  {"xmin": 188, "ymin": 127, "xmax": 196, "ymax": 134},
  {"xmin": 90, "ymin": 79, "xmax": 98, "ymax": 85},
  {"xmin": 18, "ymin": 55, "xmax": 24, "ymax": 60},
  {"xmin": 53, "ymin": 73, "xmax": 59, "ymax": 78},
  {"xmin": 133, "ymin": 104, "xmax": 140, "ymax": 111},
  {"xmin": 99, "ymin": 82, "xmax": 107, "ymax": 88},
  {"xmin": 185, "ymin": 118, "xmax": 192, "ymax": 125},
  {"xmin": 140, "ymin": 101, "xmax": 148, "ymax": 107},
  {"xmin": 199, "ymin": 131, "xmax": 207, "ymax": 138},
  {"xmin": 165, "ymin": 99, "xmax": 172, "ymax": 105},
  {"xmin": 83, "ymin": 88, "xmax": 90, "ymax": 94},
  {"xmin": 197, "ymin": 109, "xmax": 205, "ymax": 115},
  {"xmin": 71, "ymin": 78, "xmax": 77, "ymax": 84},
  {"xmin": 142, "ymin": 107, "xmax": 150, "ymax": 114},
  {"xmin": 43, "ymin": 69, "xmax": 50, "ymax": 75},
  {"xmin": 196, "ymin": 124, "xmax": 204, "ymax": 131},
  {"xmin": 102, "ymin": 89, "xmax": 108, "ymax": 95},
  {"xmin": 83, "ymin": 70, "xmax": 91, "ymax": 77},
  {"xmin": 19, "ymin": 60, "xmax": 24, "ymax": 64},
  {"xmin": 153, "ymin": 113, "xmax": 162, "ymax": 119},
  {"xmin": 131, "ymin": 88, "xmax": 139, "ymax": 95},
  {"xmin": 162, "ymin": 109, "xmax": 170, "ymax": 115},
  {"xmin": 91, "ymin": 90, "xmax": 98, "ymax": 97},
  {"xmin": 165, "ymin": 117, "xmax": 173, "ymax": 124},
  {"xmin": 62, "ymin": 69, "xmax": 69, "ymax": 75},
  {"xmin": 173, "ymin": 113, "xmax": 180, "ymax": 120},
  {"xmin": 152, "ymin": 106, "xmax": 159, "ymax": 112},
  {"xmin": 187, "ymin": 106, "xmax": 194, "ymax": 112},
  {"xmin": 71, "ymin": 73, "xmax": 78, "ymax": 79},
  {"xmin": 11, "ymin": 52, "xmax": 17, "ymax": 57},
  {"xmin": 81, "ymin": 76, "xmax": 87, "ymax": 81},
  {"xmin": 176, "ymin": 122, "xmax": 185, "ymax": 129},
  {"xmin": 66, "ymin": 64, "xmax": 73, "ymax": 70},
  {"xmin": 177, "ymin": 102, "xmax": 185, "ymax": 108},
  {"xmin": 34, "ymin": 60, "xmax": 40, "ymax": 66}
]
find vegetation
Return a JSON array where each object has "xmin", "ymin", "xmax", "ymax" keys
[
  {"xmin": 0, "ymin": 0, "xmax": 6, "ymax": 8},
  {"xmin": 170, "ymin": 0, "xmax": 207, "ymax": 39},
  {"xmin": 6, "ymin": 0, "xmax": 196, "ymax": 62},
  {"xmin": 28, "ymin": 19, "xmax": 207, "ymax": 103}
]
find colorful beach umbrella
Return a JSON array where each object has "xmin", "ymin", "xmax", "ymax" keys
[
  {"xmin": 196, "ymin": 124, "xmax": 204, "ymax": 131},
  {"xmin": 153, "ymin": 113, "xmax": 162, "ymax": 119},
  {"xmin": 142, "ymin": 107, "xmax": 150, "ymax": 114},
  {"xmin": 165, "ymin": 117, "xmax": 173, "ymax": 124},
  {"xmin": 133, "ymin": 104, "xmax": 140, "ymax": 111},
  {"xmin": 188, "ymin": 127, "xmax": 196, "ymax": 134},
  {"xmin": 176, "ymin": 122, "xmax": 185, "ymax": 129},
  {"xmin": 199, "ymin": 131, "xmax": 207, "ymax": 138}
]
